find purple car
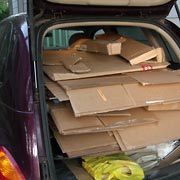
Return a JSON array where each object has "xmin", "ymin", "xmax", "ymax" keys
[{"xmin": 0, "ymin": 0, "xmax": 180, "ymax": 179}]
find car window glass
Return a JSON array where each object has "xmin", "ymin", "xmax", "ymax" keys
[
  {"xmin": 116, "ymin": 26, "xmax": 151, "ymax": 45},
  {"xmin": 44, "ymin": 29, "xmax": 84, "ymax": 50},
  {"xmin": 43, "ymin": 25, "xmax": 177, "ymax": 63},
  {"xmin": 148, "ymin": 29, "xmax": 179, "ymax": 62}
]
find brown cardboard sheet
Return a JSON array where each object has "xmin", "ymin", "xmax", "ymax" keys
[
  {"xmin": 95, "ymin": 33, "xmax": 160, "ymax": 65},
  {"xmin": 63, "ymin": 159, "xmax": 94, "ymax": 180},
  {"xmin": 100, "ymin": 108, "xmax": 158, "ymax": 128},
  {"xmin": 42, "ymin": 50, "xmax": 63, "ymax": 65},
  {"xmin": 96, "ymin": 110, "xmax": 131, "ymax": 117},
  {"xmin": 124, "ymin": 83, "xmax": 180, "ymax": 107},
  {"xmin": 49, "ymin": 103, "xmax": 103, "ymax": 135},
  {"xmin": 67, "ymin": 85, "xmax": 135, "ymax": 117},
  {"xmin": 127, "ymin": 69, "xmax": 180, "ymax": 86},
  {"xmin": 60, "ymin": 51, "xmax": 91, "ymax": 73},
  {"xmin": 65, "ymin": 80, "xmax": 180, "ymax": 116},
  {"xmin": 71, "ymin": 38, "xmax": 123, "ymax": 55},
  {"xmin": 53, "ymin": 131, "xmax": 119, "ymax": 157},
  {"xmin": 44, "ymin": 76, "xmax": 69, "ymax": 101},
  {"xmin": 120, "ymin": 39, "xmax": 158, "ymax": 65},
  {"xmin": 67, "ymin": 145, "xmax": 121, "ymax": 158},
  {"xmin": 43, "ymin": 51, "xmax": 169, "ymax": 81},
  {"xmin": 117, "ymin": 110, "xmax": 180, "ymax": 151},
  {"xmin": 49, "ymin": 103, "xmax": 157, "ymax": 135},
  {"xmin": 145, "ymin": 101, "xmax": 180, "ymax": 111},
  {"xmin": 58, "ymin": 74, "xmax": 136, "ymax": 90},
  {"xmin": 113, "ymin": 131, "xmax": 127, "ymax": 150}
]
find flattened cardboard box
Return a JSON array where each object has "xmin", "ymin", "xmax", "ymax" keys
[
  {"xmin": 61, "ymin": 76, "xmax": 180, "ymax": 116},
  {"xmin": 49, "ymin": 103, "xmax": 157, "ymax": 135},
  {"xmin": 126, "ymin": 69, "xmax": 180, "ymax": 86},
  {"xmin": 71, "ymin": 38, "xmax": 123, "ymax": 55},
  {"xmin": 42, "ymin": 50, "xmax": 63, "ymax": 66},
  {"xmin": 43, "ymin": 50, "xmax": 169, "ymax": 81},
  {"xmin": 67, "ymin": 85, "xmax": 135, "ymax": 116},
  {"xmin": 58, "ymin": 74, "xmax": 136, "ymax": 90},
  {"xmin": 53, "ymin": 131, "xmax": 120, "ymax": 157},
  {"xmin": 96, "ymin": 33, "xmax": 161, "ymax": 65},
  {"xmin": 117, "ymin": 110, "xmax": 180, "ymax": 151}
]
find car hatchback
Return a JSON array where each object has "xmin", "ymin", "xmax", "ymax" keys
[{"xmin": 0, "ymin": 0, "xmax": 180, "ymax": 180}]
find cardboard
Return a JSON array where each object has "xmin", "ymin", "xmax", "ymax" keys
[
  {"xmin": 127, "ymin": 69, "xmax": 180, "ymax": 86},
  {"xmin": 117, "ymin": 110, "xmax": 180, "ymax": 151},
  {"xmin": 49, "ymin": 103, "xmax": 103, "ymax": 135},
  {"xmin": 71, "ymin": 38, "xmax": 124, "ymax": 55},
  {"xmin": 120, "ymin": 38, "xmax": 158, "ymax": 65},
  {"xmin": 95, "ymin": 33, "xmax": 160, "ymax": 65},
  {"xmin": 67, "ymin": 85, "xmax": 135, "ymax": 116},
  {"xmin": 42, "ymin": 50, "xmax": 63, "ymax": 65},
  {"xmin": 53, "ymin": 131, "xmax": 120, "ymax": 157},
  {"xmin": 58, "ymin": 74, "xmax": 136, "ymax": 90},
  {"xmin": 100, "ymin": 108, "xmax": 158, "ymax": 128},
  {"xmin": 65, "ymin": 79, "xmax": 180, "ymax": 116},
  {"xmin": 96, "ymin": 110, "xmax": 131, "ymax": 117},
  {"xmin": 63, "ymin": 159, "xmax": 94, "ymax": 180},
  {"xmin": 124, "ymin": 83, "xmax": 180, "ymax": 106},
  {"xmin": 49, "ymin": 103, "xmax": 157, "ymax": 135},
  {"xmin": 145, "ymin": 101, "xmax": 180, "ymax": 111},
  {"xmin": 43, "ymin": 51, "xmax": 169, "ymax": 81},
  {"xmin": 44, "ymin": 76, "xmax": 69, "ymax": 101},
  {"xmin": 113, "ymin": 131, "xmax": 127, "ymax": 150},
  {"xmin": 60, "ymin": 51, "xmax": 91, "ymax": 73},
  {"xmin": 67, "ymin": 145, "xmax": 121, "ymax": 158}
]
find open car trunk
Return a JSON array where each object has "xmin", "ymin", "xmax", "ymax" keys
[
  {"xmin": 46, "ymin": 0, "xmax": 172, "ymax": 6},
  {"xmin": 37, "ymin": 15, "xmax": 180, "ymax": 179},
  {"xmin": 33, "ymin": 0, "xmax": 177, "ymax": 19}
]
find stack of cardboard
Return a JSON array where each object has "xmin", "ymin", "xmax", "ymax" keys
[{"xmin": 43, "ymin": 35, "xmax": 180, "ymax": 158}]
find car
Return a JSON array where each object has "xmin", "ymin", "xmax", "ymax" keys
[{"xmin": 0, "ymin": 0, "xmax": 180, "ymax": 180}]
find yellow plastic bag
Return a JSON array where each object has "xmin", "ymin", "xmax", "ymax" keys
[{"xmin": 82, "ymin": 154, "xmax": 144, "ymax": 180}]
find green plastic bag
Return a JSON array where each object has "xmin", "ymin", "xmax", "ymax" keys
[{"xmin": 82, "ymin": 154, "xmax": 144, "ymax": 180}]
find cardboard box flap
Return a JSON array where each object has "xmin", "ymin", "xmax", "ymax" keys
[
  {"xmin": 127, "ymin": 69, "xmax": 180, "ymax": 86},
  {"xmin": 118, "ymin": 110, "xmax": 180, "ymax": 151},
  {"xmin": 43, "ymin": 51, "xmax": 169, "ymax": 81}
]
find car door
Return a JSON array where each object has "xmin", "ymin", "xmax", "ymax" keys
[{"xmin": 0, "ymin": 14, "xmax": 40, "ymax": 180}]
